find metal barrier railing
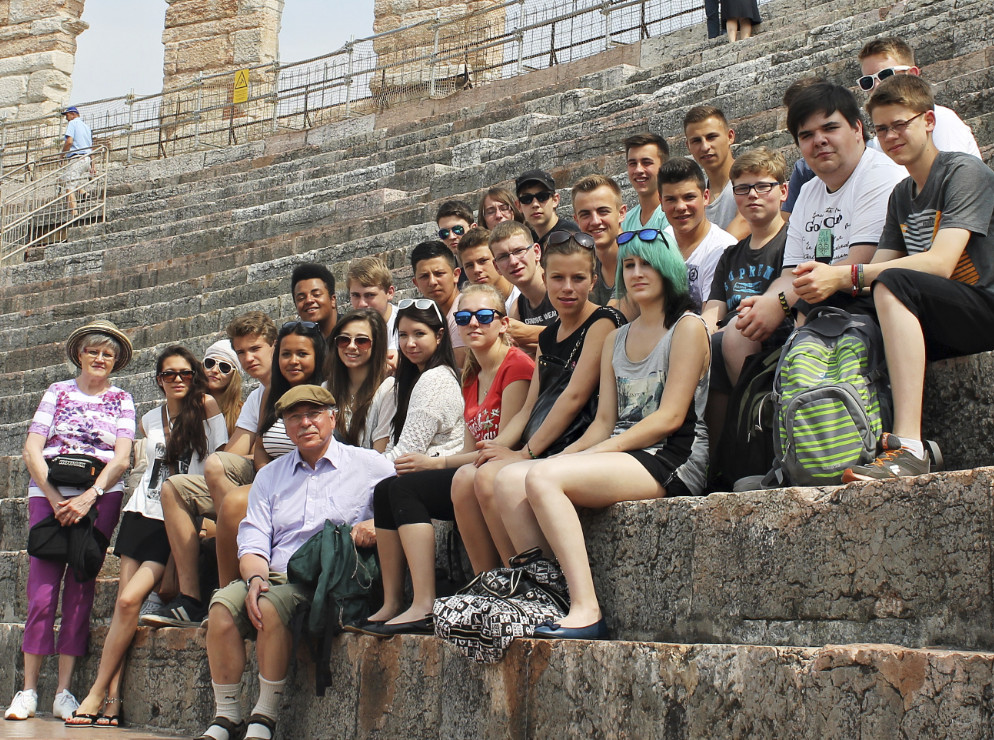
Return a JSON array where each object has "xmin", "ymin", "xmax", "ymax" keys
[
  {"xmin": 0, "ymin": 146, "xmax": 108, "ymax": 264},
  {"xmin": 0, "ymin": 0, "xmax": 771, "ymax": 173}
]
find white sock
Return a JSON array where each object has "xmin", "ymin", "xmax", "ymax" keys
[
  {"xmin": 204, "ymin": 680, "xmax": 242, "ymax": 740},
  {"xmin": 248, "ymin": 675, "xmax": 285, "ymax": 739},
  {"xmin": 896, "ymin": 437, "xmax": 926, "ymax": 460}
]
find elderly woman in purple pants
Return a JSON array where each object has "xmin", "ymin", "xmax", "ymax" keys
[{"xmin": 4, "ymin": 320, "xmax": 135, "ymax": 722}]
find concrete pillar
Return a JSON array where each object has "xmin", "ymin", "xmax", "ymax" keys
[
  {"xmin": 371, "ymin": 0, "xmax": 504, "ymax": 102},
  {"xmin": 0, "ymin": 0, "xmax": 88, "ymax": 121}
]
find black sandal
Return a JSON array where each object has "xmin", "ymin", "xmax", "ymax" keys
[
  {"xmin": 196, "ymin": 716, "xmax": 246, "ymax": 740},
  {"xmin": 244, "ymin": 713, "xmax": 276, "ymax": 740}
]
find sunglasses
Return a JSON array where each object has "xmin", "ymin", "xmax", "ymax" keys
[
  {"xmin": 857, "ymin": 65, "xmax": 912, "ymax": 91},
  {"xmin": 280, "ymin": 320, "xmax": 321, "ymax": 336},
  {"xmin": 397, "ymin": 297, "xmax": 445, "ymax": 324},
  {"xmin": 518, "ymin": 191, "xmax": 554, "ymax": 205},
  {"xmin": 617, "ymin": 229, "xmax": 664, "ymax": 246},
  {"xmin": 159, "ymin": 369, "xmax": 195, "ymax": 382},
  {"xmin": 334, "ymin": 334, "xmax": 373, "ymax": 349},
  {"xmin": 203, "ymin": 357, "xmax": 234, "ymax": 374},
  {"xmin": 731, "ymin": 181, "xmax": 782, "ymax": 196},
  {"xmin": 453, "ymin": 309, "xmax": 504, "ymax": 326},
  {"xmin": 546, "ymin": 231, "xmax": 595, "ymax": 249},
  {"xmin": 438, "ymin": 225, "xmax": 466, "ymax": 240}
]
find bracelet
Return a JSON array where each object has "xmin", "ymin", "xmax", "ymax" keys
[
  {"xmin": 246, "ymin": 574, "xmax": 267, "ymax": 588},
  {"xmin": 525, "ymin": 443, "xmax": 537, "ymax": 460},
  {"xmin": 851, "ymin": 264, "xmax": 859, "ymax": 297},
  {"xmin": 857, "ymin": 264, "xmax": 865, "ymax": 293},
  {"xmin": 778, "ymin": 291, "xmax": 791, "ymax": 317}
]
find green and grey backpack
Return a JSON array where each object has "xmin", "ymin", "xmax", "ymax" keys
[{"xmin": 770, "ymin": 305, "xmax": 892, "ymax": 486}]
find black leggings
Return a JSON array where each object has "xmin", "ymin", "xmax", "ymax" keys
[{"xmin": 373, "ymin": 468, "xmax": 458, "ymax": 530}]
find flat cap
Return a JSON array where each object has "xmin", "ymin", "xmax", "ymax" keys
[{"xmin": 274, "ymin": 384, "xmax": 336, "ymax": 416}]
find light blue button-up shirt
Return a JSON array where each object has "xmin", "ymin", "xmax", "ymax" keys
[{"xmin": 237, "ymin": 436, "xmax": 395, "ymax": 573}]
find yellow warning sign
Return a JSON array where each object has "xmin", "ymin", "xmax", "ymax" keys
[{"xmin": 233, "ymin": 69, "xmax": 249, "ymax": 104}]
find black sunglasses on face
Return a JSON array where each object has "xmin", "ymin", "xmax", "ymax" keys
[
  {"xmin": 453, "ymin": 309, "xmax": 504, "ymax": 326},
  {"xmin": 438, "ymin": 225, "xmax": 466, "ymax": 240},
  {"xmin": 159, "ymin": 369, "xmax": 195, "ymax": 382},
  {"xmin": 335, "ymin": 335, "xmax": 373, "ymax": 349},
  {"xmin": 617, "ymin": 229, "xmax": 664, "ymax": 246},
  {"xmin": 547, "ymin": 230, "xmax": 595, "ymax": 250},
  {"xmin": 518, "ymin": 191, "xmax": 554, "ymax": 205},
  {"xmin": 203, "ymin": 358, "xmax": 234, "ymax": 374}
]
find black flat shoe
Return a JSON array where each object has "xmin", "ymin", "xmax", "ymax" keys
[
  {"xmin": 532, "ymin": 619, "xmax": 609, "ymax": 640},
  {"xmin": 365, "ymin": 616, "xmax": 434, "ymax": 637},
  {"xmin": 343, "ymin": 618, "xmax": 388, "ymax": 636}
]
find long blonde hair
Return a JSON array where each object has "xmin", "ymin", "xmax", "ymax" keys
[
  {"xmin": 213, "ymin": 371, "xmax": 243, "ymax": 436},
  {"xmin": 459, "ymin": 283, "xmax": 512, "ymax": 387}
]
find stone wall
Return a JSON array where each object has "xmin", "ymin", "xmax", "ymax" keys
[{"xmin": 0, "ymin": 0, "xmax": 87, "ymax": 120}]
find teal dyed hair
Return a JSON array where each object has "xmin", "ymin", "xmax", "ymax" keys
[{"xmin": 615, "ymin": 231, "xmax": 689, "ymax": 302}]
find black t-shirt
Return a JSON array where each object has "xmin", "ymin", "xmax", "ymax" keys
[
  {"xmin": 538, "ymin": 305, "xmax": 626, "ymax": 364},
  {"xmin": 537, "ymin": 218, "xmax": 582, "ymax": 251},
  {"xmin": 517, "ymin": 292, "xmax": 558, "ymax": 326},
  {"xmin": 708, "ymin": 224, "xmax": 788, "ymax": 312}
]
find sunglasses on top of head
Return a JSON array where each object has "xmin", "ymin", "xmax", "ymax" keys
[
  {"xmin": 453, "ymin": 309, "xmax": 504, "ymax": 326},
  {"xmin": 203, "ymin": 358, "xmax": 234, "ymax": 375},
  {"xmin": 518, "ymin": 191, "xmax": 555, "ymax": 205},
  {"xmin": 546, "ymin": 231, "xmax": 595, "ymax": 250},
  {"xmin": 438, "ymin": 225, "xmax": 466, "ymax": 240},
  {"xmin": 397, "ymin": 297, "xmax": 445, "ymax": 324},
  {"xmin": 280, "ymin": 320, "xmax": 321, "ymax": 336},
  {"xmin": 856, "ymin": 65, "xmax": 912, "ymax": 91},
  {"xmin": 617, "ymin": 229, "xmax": 667, "ymax": 246}
]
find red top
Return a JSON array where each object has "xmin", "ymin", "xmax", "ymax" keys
[{"xmin": 462, "ymin": 346, "xmax": 535, "ymax": 442}]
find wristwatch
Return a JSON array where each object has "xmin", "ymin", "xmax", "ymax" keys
[{"xmin": 92, "ymin": 485, "xmax": 105, "ymax": 497}]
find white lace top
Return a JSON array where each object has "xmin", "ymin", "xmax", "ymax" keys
[{"xmin": 384, "ymin": 365, "xmax": 465, "ymax": 461}]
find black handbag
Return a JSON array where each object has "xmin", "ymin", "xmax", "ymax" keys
[
  {"xmin": 27, "ymin": 508, "xmax": 109, "ymax": 582},
  {"xmin": 46, "ymin": 454, "xmax": 105, "ymax": 488},
  {"xmin": 521, "ymin": 326, "xmax": 597, "ymax": 457}
]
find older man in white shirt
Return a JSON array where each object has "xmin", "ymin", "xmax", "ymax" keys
[{"xmin": 197, "ymin": 385, "xmax": 393, "ymax": 740}]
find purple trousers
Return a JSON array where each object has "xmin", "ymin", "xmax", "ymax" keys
[{"xmin": 23, "ymin": 492, "xmax": 123, "ymax": 656}]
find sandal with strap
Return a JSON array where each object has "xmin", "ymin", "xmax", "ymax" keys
[
  {"xmin": 65, "ymin": 710, "xmax": 99, "ymax": 727},
  {"xmin": 196, "ymin": 716, "xmax": 246, "ymax": 740},
  {"xmin": 95, "ymin": 696, "xmax": 121, "ymax": 727},
  {"xmin": 244, "ymin": 713, "xmax": 277, "ymax": 740}
]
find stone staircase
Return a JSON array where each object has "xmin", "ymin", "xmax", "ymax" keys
[{"xmin": 1, "ymin": 0, "xmax": 994, "ymax": 736}]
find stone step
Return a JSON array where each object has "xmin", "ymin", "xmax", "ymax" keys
[
  {"xmin": 0, "ymin": 622, "xmax": 991, "ymax": 738},
  {"xmin": 2, "ymin": 468, "xmax": 993, "ymax": 649}
]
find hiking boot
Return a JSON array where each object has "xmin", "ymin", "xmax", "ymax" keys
[
  {"xmin": 138, "ymin": 593, "xmax": 207, "ymax": 627},
  {"xmin": 842, "ymin": 434, "xmax": 930, "ymax": 482}
]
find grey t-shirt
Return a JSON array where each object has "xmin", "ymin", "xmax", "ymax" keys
[
  {"xmin": 705, "ymin": 179, "xmax": 739, "ymax": 231},
  {"xmin": 878, "ymin": 151, "xmax": 994, "ymax": 294}
]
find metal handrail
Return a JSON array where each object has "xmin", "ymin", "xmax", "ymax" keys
[{"xmin": 0, "ymin": 146, "xmax": 108, "ymax": 264}]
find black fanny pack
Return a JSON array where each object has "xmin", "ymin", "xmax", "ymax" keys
[{"xmin": 47, "ymin": 454, "xmax": 105, "ymax": 488}]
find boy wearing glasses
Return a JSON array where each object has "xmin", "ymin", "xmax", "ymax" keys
[
  {"xmin": 703, "ymin": 148, "xmax": 790, "ymax": 389},
  {"xmin": 515, "ymin": 169, "xmax": 580, "ymax": 250},
  {"xmin": 436, "ymin": 200, "xmax": 476, "ymax": 287},
  {"xmin": 858, "ymin": 37, "xmax": 980, "ymax": 160},
  {"xmin": 490, "ymin": 220, "xmax": 556, "ymax": 354},
  {"xmin": 827, "ymin": 75, "xmax": 994, "ymax": 480},
  {"xmin": 658, "ymin": 157, "xmax": 736, "ymax": 310}
]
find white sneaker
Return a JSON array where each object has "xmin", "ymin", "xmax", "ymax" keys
[
  {"xmin": 52, "ymin": 689, "xmax": 79, "ymax": 721},
  {"xmin": 4, "ymin": 689, "xmax": 37, "ymax": 720}
]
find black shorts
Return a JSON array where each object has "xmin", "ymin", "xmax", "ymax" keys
[
  {"xmin": 874, "ymin": 268, "xmax": 994, "ymax": 360},
  {"xmin": 625, "ymin": 450, "xmax": 694, "ymax": 497},
  {"xmin": 113, "ymin": 511, "xmax": 171, "ymax": 565}
]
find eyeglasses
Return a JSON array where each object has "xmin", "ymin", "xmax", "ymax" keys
[
  {"xmin": 872, "ymin": 110, "xmax": 926, "ymax": 138},
  {"xmin": 203, "ymin": 357, "xmax": 234, "ymax": 374},
  {"xmin": 617, "ymin": 229, "xmax": 664, "ymax": 245},
  {"xmin": 280, "ymin": 320, "xmax": 321, "ymax": 336},
  {"xmin": 159, "ymin": 369, "xmax": 195, "ymax": 382},
  {"xmin": 284, "ymin": 407, "xmax": 335, "ymax": 426},
  {"xmin": 334, "ymin": 334, "xmax": 373, "ymax": 349},
  {"xmin": 518, "ymin": 191, "xmax": 554, "ymax": 205},
  {"xmin": 83, "ymin": 348, "xmax": 117, "ymax": 361},
  {"xmin": 731, "ymin": 181, "xmax": 782, "ymax": 196},
  {"xmin": 453, "ymin": 309, "xmax": 504, "ymax": 326},
  {"xmin": 546, "ymin": 231, "xmax": 595, "ymax": 250},
  {"xmin": 397, "ymin": 297, "xmax": 444, "ymax": 324},
  {"xmin": 493, "ymin": 244, "xmax": 535, "ymax": 267},
  {"xmin": 483, "ymin": 203, "xmax": 513, "ymax": 219},
  {"xmin": 438, "ymin": 225, "xmax": 466, "ymax": 240},
  {"xmin": 857, "ymin": 65, "xmax": 912, "ymax": 91}
]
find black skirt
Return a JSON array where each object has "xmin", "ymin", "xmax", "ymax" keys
[
  {"xmin": 113, "ymin": 511, "xmax": 171, "ymax": 565},
  {"xmin": 722, "ymin": 0, "xmax": 761, "ymax": 23}
]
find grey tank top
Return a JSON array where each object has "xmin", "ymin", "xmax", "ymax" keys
[{"xmin": 611, "ymin": 312, "xmax": 710, "ymax": 494}]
